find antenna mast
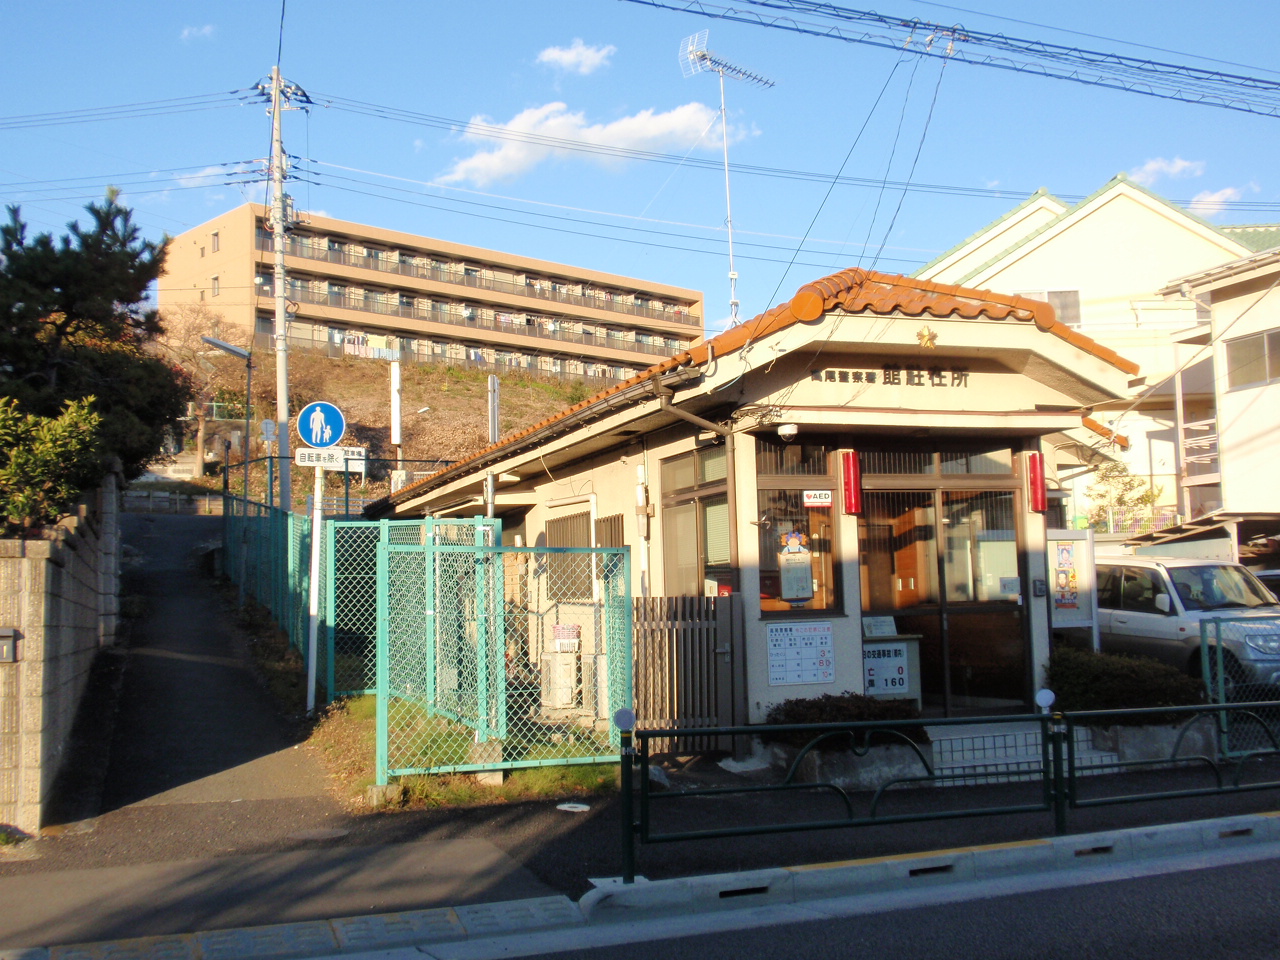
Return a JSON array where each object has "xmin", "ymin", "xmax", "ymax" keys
[{"xmin": 680, "ymin": 31, "xmax": 773, "ymax": 325}]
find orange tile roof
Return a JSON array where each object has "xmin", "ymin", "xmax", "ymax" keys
[
  {"xmin": 1082, "ymin": 416, "xmax": 1131, "ymax": 451},
  {"xmin": 377, "ymin": 267, "xmax": 1139, "ymax": 511}
]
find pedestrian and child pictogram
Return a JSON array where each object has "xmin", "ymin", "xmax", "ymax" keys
[{"xmin": 296, "ymin": 402, "xmax": 345, "ymax": 449}]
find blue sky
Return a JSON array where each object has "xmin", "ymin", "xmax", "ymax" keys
[{"xmin": 4, "ymin": 1, "xmax": 1277, "ymax": 330}]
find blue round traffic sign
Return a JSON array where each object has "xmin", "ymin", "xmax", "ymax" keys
[{"xmin": 296, "ymin": 402, "xmax": 345, "ymax": 449}]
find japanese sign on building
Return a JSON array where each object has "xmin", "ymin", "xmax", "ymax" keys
[
  {"xmin": 767, "ymin": 621, "xmax": 835, "ymax": 686},
  {"xmin": 863, "ymin": 642, "xmax": 911, "ymax": 695},
  {"xmin": 811, "ymin": 364, "xmax": 971, "ymax": 388}
]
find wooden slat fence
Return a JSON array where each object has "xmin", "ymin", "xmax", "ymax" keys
[{"xmin": 633, "ymin": 595, "xmax": 738, "ymax": 754}]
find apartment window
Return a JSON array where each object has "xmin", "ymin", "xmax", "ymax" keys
[
  {"xmin": 1225, "ymin": 329, "xmax": 1280, "ymax": 389},
  {"xmin": 211, "ymin": 231, "xmax": 220, "ymax": 253},
  {"xmin": 211, "ymin": 276, "xmax": 220, "ymax": 297}
]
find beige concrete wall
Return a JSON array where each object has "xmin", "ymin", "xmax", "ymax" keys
[{"xmin": 0, "ymin": 485, "xmax": 119, "ymax": 834}]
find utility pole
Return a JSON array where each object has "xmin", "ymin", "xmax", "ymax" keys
[
  {"xmin": 270, "ymin": 65, "xmax": 292, "ymax": 510},
  {"xmin": 485, "ymin": 374, "xmax": 498, "ymax": 518}
]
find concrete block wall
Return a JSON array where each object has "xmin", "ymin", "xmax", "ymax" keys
[{"xmin": 0, "ymin": 485, "xmax": 119, "ymax": 834}]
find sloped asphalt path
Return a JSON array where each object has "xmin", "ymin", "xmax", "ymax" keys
[{"xmin": 3, "ymin": 514, "xmax": 1280, "ymax": 954}]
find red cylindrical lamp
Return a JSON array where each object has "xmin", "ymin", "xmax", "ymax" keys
[
  {"xmin": 842, "ymin": 450, "xmax": 862, "ymax": 515},
  {"xmin": 1027, "ymin": 451, "xmax": 1047, "ymax": 513}
]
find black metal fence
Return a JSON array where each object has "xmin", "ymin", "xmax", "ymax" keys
[{"xmin": 618, "ymin": 701, "xmax": 1280, "ymax": 883}]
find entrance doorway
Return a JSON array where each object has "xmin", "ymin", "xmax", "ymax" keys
[{"xmin": 858, "ymin": 449, "xmax": 1029, "ymax": 715}]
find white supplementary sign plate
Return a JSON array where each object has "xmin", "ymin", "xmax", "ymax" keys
[
  {"xmin": 295, "ymin": 446, "xmax": 367, "ymax": 471},
  {"xmin": 863, "ymin": 642, "xmax": 910, "ymax": 694}
]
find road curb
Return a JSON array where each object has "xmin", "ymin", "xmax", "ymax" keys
[
  {"xmin": 4, "ymin": 812, "xmax": 1278, "ymax": 960},
  {"xmin": 577, "ymin": 810, "xmax": 1280, "ymax": 924}
]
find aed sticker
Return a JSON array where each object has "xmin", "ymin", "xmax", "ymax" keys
[{"xmin": 802, "ymin": 489, "xmax": 833, "ymax": 508}]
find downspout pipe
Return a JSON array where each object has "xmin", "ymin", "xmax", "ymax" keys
[{"xmin": 653, "ymin": 385, "xmax": 741, "ymax": 585}]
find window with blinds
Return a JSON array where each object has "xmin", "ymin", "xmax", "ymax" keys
[{"xmin": 546, "ymin": 511, "xmax": 591, "ymax": 600}]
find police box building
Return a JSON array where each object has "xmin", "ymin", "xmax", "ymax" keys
[{"xmin": 366, "ymin": 268, "xmax": 1137, "ymax": 720}]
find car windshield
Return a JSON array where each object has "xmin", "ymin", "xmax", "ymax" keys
[{"xmin": 1167, "ymin": 564, "xmax": 1278, "ymax": 612}]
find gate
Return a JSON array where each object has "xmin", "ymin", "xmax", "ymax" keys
[
  {"xmin": 1201, "ymin": 614, "xmax": 1280, "ymax": 757},
  {"xmin": 633, "ymin": 595, "xmax": 742, "ymax": 753},
  {"xmin": 324, "ymin": 518, "xmax": 499, "ymax": 701},
  {"xmin": 375, "ymin": 540, "xmax": 632, "ymax": 783}
]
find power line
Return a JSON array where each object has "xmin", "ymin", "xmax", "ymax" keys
[
  {"xmin": 900, "ymin": 0, "xmax": 1280, "ymax": 77},
  {"xmin": 297, "ymin": 173, "xmax": 923, "ymax": 271},
  {"xmin": 0, "ymin": 91, "xmax": 254, "ymax": 131},
  {"xmin": 620, "ymin": 0, "xmax": 1280, "ymax": 118},
  {"xmin": 311, "ymin": 91, "xmax": 1280, "ymax": 214}
]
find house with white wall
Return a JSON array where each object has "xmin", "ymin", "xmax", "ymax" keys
[
  {"xmin": 916, "ymin": 174, "xmax": 1259, "ymax": 531},
  {"xmin": 1126, "ymin": 248, "xmax": 1280, "ymax": 565}
]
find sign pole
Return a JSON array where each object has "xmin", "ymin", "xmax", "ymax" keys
[{"xmin": 306, "ymin": 464, "xmax": 323, "ymax": 714}]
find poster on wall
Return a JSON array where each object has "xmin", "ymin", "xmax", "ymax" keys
[
  {"xmin": 778, "ymin": 529, "xmax": 814, "ymax": 603},
  {"xmin": 1054, "ymin": 541, "xmax": 1080, "ymax": 611},
  {"xmin": 1048, "ymin": 533, "xmax": 1096, "ymax": 634},
  {"xmin": 767, "ymin": 621, "xmax": 834, "ymax": 686}
]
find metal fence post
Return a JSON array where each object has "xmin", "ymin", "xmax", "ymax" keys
[
  {"xmin": 621, "ymin": 726, "xmax": 635, "ymax": 884},
  {"xmin": 1050, "ymin": 712, "xmax": 1067, "ymax": 835}
]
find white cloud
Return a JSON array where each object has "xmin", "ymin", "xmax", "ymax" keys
[
  {"xmin": 1129, "ymin": 156, "xmax": 1204, "ymax": 187},
  {"xmin": 180, "ymin": 25, "xmax": 215, "ymax": 42},
  {"xmin": 537, "ymin": 39, "xmax": 616, "ymax": 75},
  {"xmin": 441, "ymin": 101, "xmax": 721, "ymax": 186},
  {"xmin": 1188, "ymin": 186, "xmax": 1243, "ymax": 217}
]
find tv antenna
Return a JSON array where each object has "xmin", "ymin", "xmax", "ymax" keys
[{"xmin": 680, "ymin": 31, "xmax": 773, "ymax": 326}]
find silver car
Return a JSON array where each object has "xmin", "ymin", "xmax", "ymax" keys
[{"xmin": 1096, "ymin": 557, "xmax": 1280, "ymax": 690}]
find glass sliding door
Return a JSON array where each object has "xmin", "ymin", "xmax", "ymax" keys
[
  {"xmin": 858, "ymin": 447, "xmax": 1029, "ymax": 715},
  {"xmin": 941, "ymin": 490, "xmax": 1025, "ymax": 711}
]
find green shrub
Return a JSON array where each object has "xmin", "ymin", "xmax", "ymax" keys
[
  {"xmin": 1045, "ymin": 648, "xmax": 1203, "ymax": 723},
  {"xmin": 0, "ymin": 397, "xmax": 103, "ymax": 534},
  {"xmin": 762, "ymin": 692, "xmax": 929, "ymax": 748}
]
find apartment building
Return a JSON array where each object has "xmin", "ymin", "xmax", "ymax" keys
[{"xmin": 160, "ymin": 204, "xmax": 705, "ymax": 385}]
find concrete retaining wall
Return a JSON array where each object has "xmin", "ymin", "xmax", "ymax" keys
[{"xmin": 0, "ymin": 477, "xmax": 120, "ymax": 833}]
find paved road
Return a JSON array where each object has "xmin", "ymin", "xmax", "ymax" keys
[{"xmin": 520, "ymin": 853, "xmax": 1280, "ymax": 960}]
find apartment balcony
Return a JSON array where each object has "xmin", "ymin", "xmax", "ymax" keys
[
  {"xmin": 256, "ymin": 236, "xmax": 702, "ymax": 328},
  {"xmin": 1181, "ymin": 416, "xmax": 1220, "ymax": 484},
  {"xmin": 263, "ymin": 284, "xmax": 681, "ymax": 362},
  {"xmin": 252, "ymin": 330, "xmax": 620, "ymax": 387}
]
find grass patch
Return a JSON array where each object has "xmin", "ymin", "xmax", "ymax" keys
[{"xmin": 309, "ymin": 694, "xmax": 618, "ymax": 810}]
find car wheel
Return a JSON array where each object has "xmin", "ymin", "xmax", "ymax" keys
[{"xmin": 1201, "ymin": 647, "xmax": 1247, "ymax": 701}]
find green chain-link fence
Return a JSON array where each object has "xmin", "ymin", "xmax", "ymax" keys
[
  {"xmin": 323, "ymin": 518, "xmax": 501, "ymax": 701},
  {"xmin": 226, "ymin": 505, "xmax": 633, "ymax": 781},
  {"xmin": 1202, "ymin": 615, "xmax": 1280, "ymax": 757},
  {"xmin": 376, "ymin": 542, "xmax": 631, "ymax": 782},
  {"xmin": 223, "ymin": 496, "xmax": 312, "ymax": 654}
]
